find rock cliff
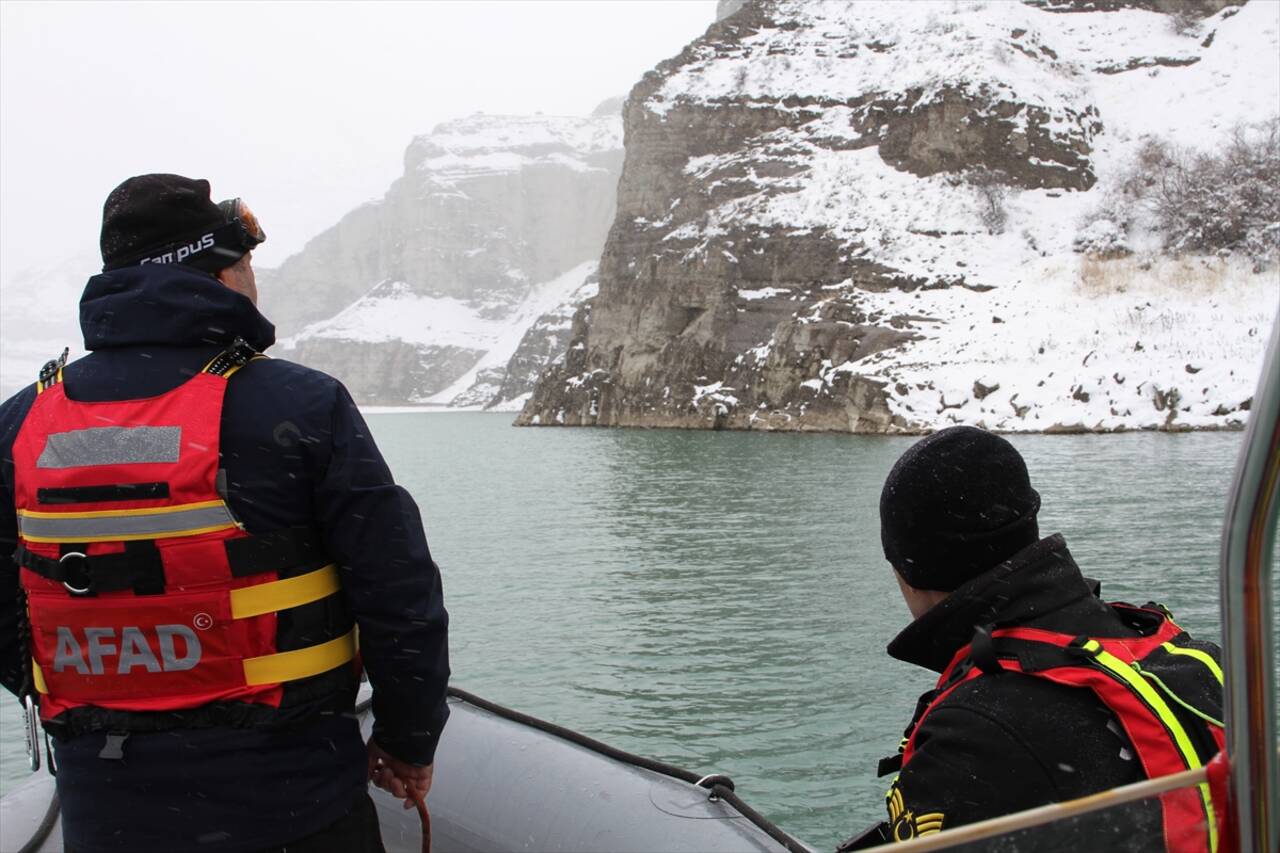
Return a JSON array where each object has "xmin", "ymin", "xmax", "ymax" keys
[
  {"xmin": 517, "ymin": 0, "xmax": 1278, "ymax": 432},
  {"xmin": 267, "ymin": 110, "xmax": 623, "ymax": 407}
]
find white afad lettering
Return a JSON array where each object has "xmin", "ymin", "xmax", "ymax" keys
[
  {"xmin": 52, "ymin": 625, "xmax": 203, "ymax": 675},
  {"xmin": 117, "ymin": 626, "xmax": 162, "ymax": 674},
  {"xmin": 83, "ymin": 627, "xmax": 116, "ymax": 675},
  {"xmin": 54, "ymin": 627, "xmax": 89, "ymax": 675},
  {"xmin": 157, "ymin": 624, "xmax": 201, "ymax": 671}
]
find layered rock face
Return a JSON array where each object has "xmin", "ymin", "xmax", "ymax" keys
[
  {"xmin": 518, "ymin": 0, "xmax": 1277, "ymax": 432},
  {"xmin": 266, "ymin": 110, "xmax": 622, "ymax": 407}
]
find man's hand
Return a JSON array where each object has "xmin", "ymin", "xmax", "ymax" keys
[{"xmin": 367, "ymin": 738, "xmax": 434, "ymax": 810}]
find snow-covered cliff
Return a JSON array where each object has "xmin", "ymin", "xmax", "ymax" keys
[
  {"xmin": 518, "ymin": 0, "xmax": 1279, "ymax": 433},
  {"xmin": 270, "ymin": 108, "xmax": 623, "ymax": 408}
]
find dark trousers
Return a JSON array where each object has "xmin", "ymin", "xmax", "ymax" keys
[{"xmin": 254, "ymin": 793, "xmax": 386, "ymax": 853}]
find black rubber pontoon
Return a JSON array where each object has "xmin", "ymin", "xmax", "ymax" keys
[{"xmin": 0, "ymin": 687, "xmax": 812, "ymax": 853}]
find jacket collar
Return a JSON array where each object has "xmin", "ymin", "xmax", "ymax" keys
[
  {"xmin": 80, "ymin": 263, "xmax": 275, "ymax": 352},
  {"xmin": 886, "ymin": 534, "xmax": 1103, "ymax": 673}
]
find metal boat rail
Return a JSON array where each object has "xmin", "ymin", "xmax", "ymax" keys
[{"xmin": 1219, "ymin": 304, "xmax": 1280, "ymax": 852}]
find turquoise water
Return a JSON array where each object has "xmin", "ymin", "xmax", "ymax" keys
[{"xmin": 1, "ymin": 414, "xmax": 1273, "ymax": 848}]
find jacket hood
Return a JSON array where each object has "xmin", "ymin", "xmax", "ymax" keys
[
  {"xmin": 80, "ymin": 263, "xmax": 275, "ymax": 352},
  {"xmin": 887, "ymin": 534, "xmax": 1122, "ymax": 673}
]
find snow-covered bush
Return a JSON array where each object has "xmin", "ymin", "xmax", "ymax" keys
[
  {"xmin": 1169, "ymin": 8, "xmax": 1203, "ymax": 37},
  {"xmin": 1078, "ymin": 119, "xmax": 1280, "ymax": 269},
  {"xmin": 967, "ymin": 167, "xmax": 1009, "ymax": 234},
  {"xmin": 1073, "ymin": 217, "xmax": 1131, "ymax": 258}
]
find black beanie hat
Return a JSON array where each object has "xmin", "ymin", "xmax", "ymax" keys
[
  {"xmin": 100, "ymin": 174, "xmax": 233, "ymax": 272},
  {"xmin": 880, "ymin": 426, "xmax": 1041, "ymax": 592}
]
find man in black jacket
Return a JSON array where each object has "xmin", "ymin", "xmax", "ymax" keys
[
  {"xmin": 0, "ymin": 174, "xmax": 450, "ymax": 852},
  {"xmin": 843, "ymin": 426, "xmax": 1223, "ymax": 850}
]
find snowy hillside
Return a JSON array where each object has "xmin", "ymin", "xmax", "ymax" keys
[
  {"xmin": 269, "ymin": 108, "xmax": 624, "ymax": 407},
  {"xmin": 0, "ymin": 252, "xmax": 96, "ymax": 399},
  {"xmin": 519, "ymin": 0, "xmax": 1279, "ymax": 432},
  {"xmin": 280, "ymin": 261, "xmax": 598, "ymax": 409}
]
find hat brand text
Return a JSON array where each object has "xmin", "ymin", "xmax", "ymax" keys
[{"xmin": 139, "ymin": 233, "xmax": 216, "ymax": 266}]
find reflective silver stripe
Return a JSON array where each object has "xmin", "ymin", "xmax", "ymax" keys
[
  {"xmin": 37, "ymin": 426, "xmax": 182, "ymax": 469},
  {"xmin": 17, "ymin": 501, "xmax": 236, "ymax": 543}
]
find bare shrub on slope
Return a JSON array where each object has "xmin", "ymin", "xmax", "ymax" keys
[
  {"xmin": 968, "ymin": 167, "xmax": 1010, "ymax": 234},
  {"xmin": 1078, "ymin": 119, "xmax": 1280, "ymax": 269}
]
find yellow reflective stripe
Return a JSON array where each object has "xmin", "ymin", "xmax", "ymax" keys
[
  {"xmin": 21, "ymin": 524, "xmax": 236, "ymax": 544},
  {"xmin": 1135, "ymin": 665, "xmax": 1225, "ymax": 729},
  {"xmin": 242, "ymin": 629, "xmax": 356, "ymax": 686},
  {"xmin": 1086, "ymin": 643, "xmax": 1218, "ymax": 853},
  {"xmin": 1162, "ymin": 642, "xmax": 1224, "ymax": 685},
  {"xmin": 230, "ymin": 564, "xmax": 341, "ymax": 619},
  {"xmin": 19, "ymin": 500, "xmax": 226, "ymax": 521},
  {"xmin": 32, "ymin": 661, "xmax": 47, "ymax": 695},
  {"xmin": 17, "ymin": 500, "xmax": 238, "ymax": 543}
]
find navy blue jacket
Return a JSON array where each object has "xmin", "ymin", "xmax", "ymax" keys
[{"xmin": 0, "ymin": 264, "xmax": 450, "ymax": 852}]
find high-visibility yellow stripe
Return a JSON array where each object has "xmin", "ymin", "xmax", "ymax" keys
[
  {"xmin": 19, "ymin": 523, "xmax": 237, "ymax": 545},
  {"xmin": 1162, "ymin": 642, "xmax": 1225, "ymax": 685},
  {"xmin": 18, "ymin": 499, "xmax": 227, "ymax": 521},
  {"xmin": 1085, "ymin": 641, "xmax": 1218, "ymax": 853},
  {"xmin": 230, "ymin": 564, "xmax": 340, "ymax": 619},
  {"xmin": 17, "ymin": 500, "xmax": 238, "ymax": 543},
  {"xmin": 32, "ymin": 661, "xmax": 47, "ymax": 695},
  {"xmin": 242, "ymin": 630, "xmax": 356, "ymax": 686}
]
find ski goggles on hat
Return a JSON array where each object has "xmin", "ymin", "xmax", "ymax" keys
[
  {"xmin": 217, "ymin": 198, "xmax": 266, "ymax": 250},
  {"xmin": 108, "ymin": 198, "xmax": 267, "ymax": 273}
]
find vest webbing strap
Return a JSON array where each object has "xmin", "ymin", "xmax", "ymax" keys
[
  {"xmin": 229, "ymin": 564, "xmax": 341, "ymax": 619},
  {"xmin": 242, "ymin": 629, "xmax": 356, "ymax": 686},
  {"xmin": 1081, "ymin": 639, "xmax": 1218, "ymax": 853}
]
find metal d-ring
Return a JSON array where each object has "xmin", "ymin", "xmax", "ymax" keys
[{"xmin": 59, "ymin": 551, "xmax": 91, "ymax": 595}]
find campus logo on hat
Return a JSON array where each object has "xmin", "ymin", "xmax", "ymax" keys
[{"xmin": 138, "ymin": 232, "xmax": 216, "ymax": 267}]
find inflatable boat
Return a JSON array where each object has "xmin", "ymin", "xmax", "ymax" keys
[{"xmin": 0, "ymin": 686, "xmax": 814, "ymax": 853}]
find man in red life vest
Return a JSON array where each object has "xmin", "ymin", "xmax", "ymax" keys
[
  {"xmin": 841, "ymin": 426, "xmax": 1225, "ymax": 851},
  {"xmin": 0, "ymin": 174, "xmax": 449, "ymax": 852}
]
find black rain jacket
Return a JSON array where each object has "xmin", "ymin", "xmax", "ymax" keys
[
  {"xmin": 0, "ymin": 263, "xmax": 450, "ymax": 853},
  {"xmin": 843, "ymin": 534, "xmax": 1221, "ymax": 851}
]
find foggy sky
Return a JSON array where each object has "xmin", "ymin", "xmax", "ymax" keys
[{"xmin": 0, "ymin": 0, "xmax": 716, "ymax": 287}]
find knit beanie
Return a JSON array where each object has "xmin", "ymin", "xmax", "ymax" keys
[
  {"xmin": 880, "ymin": 426, "xmax": 1041, "ymax": 592},
  {"xmin": 100, "ymin": 174, "xmax": 235, "ymax": 272}
]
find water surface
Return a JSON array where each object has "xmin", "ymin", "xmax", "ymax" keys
[{"xmin": 2, "ymin": 415, "xmax": 1273, "ymax": 847}]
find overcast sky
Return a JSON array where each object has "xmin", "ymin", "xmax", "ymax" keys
[{"xmin": 0, "ymin": 0, "xmax": 716, "ymax": 283}]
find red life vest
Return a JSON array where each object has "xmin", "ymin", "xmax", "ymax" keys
[
  {"xmin": 896, "ymin": 605, "xmax": 1226, "ymax": 852},
  {"xmin": 11, "ymin": 344, "xmax": 357, "ymax": 731}
]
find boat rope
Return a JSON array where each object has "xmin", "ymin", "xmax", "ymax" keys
[
  {"xmin": 387, "ymin": 686, "xmax": 813, "ymax": 853},
  {"xmin": 410, "ymin": 788, "xmax": 431, "ymax": 853}
]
